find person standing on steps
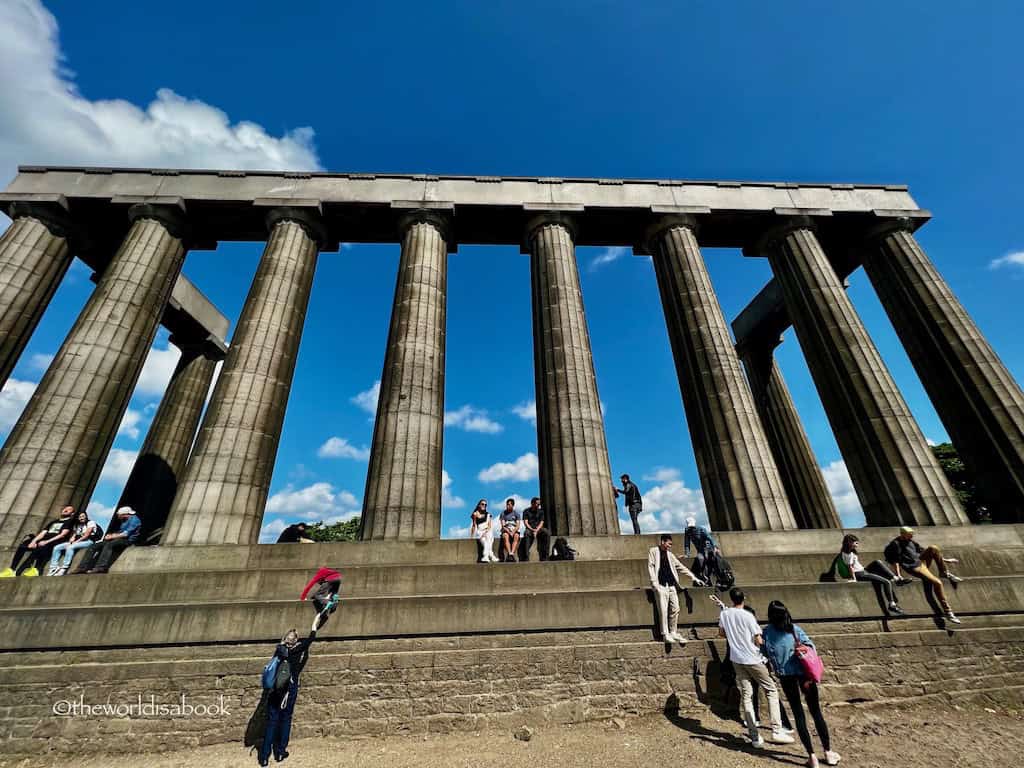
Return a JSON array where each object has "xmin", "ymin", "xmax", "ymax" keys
[
  {"xmin": 884, "ymin": 526, "xmax": 963, "ymax": 624},
  {"xmin": 614, "ymin": 473, "xmax": 643, "ymax": 535},
  {"xmin": 648, "ymin": 534, "xmax": 705, "ymax": 644},
  {"xmin": 713, "ymin": 588, "xmax": 795, "ymax": 748},
  {"xmin": 258, "ymin": 615, "xmax": 321, "ymax": 767},
  {"xmin": 839, "ymin": 534, "xmax": 905, "ymax": 616},
  {"xmin": 763, "ymin": 600, "xmax": 841, "ymax": 767}
]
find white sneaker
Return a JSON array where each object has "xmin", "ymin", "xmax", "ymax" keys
[
  {"xmin": 825, "ymin": 750, "xmax": 842, "ymax": 766},
  {"xmin": 945, "ymin": 612, "xmax": 962, "ymax": 624},
  {"xmin": 947, "ymin": 573, "xmax": 964, "ymax": 584},
  {"xmin": 671, "ymin": 633, "xmax": 689, "ymax": 645},
  {"xmin": 750, "ymin": 737, "xmax": 766, "ymax": 748},
  {"xmin": 771, "ymin": 731, "xmax": 796, "ymax": 744}
]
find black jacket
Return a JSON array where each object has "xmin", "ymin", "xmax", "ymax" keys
[{"xmin": 617, "ymin": 481, "xmax": 642, "ymax": 509}]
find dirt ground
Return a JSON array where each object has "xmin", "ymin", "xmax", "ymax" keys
[{"xmin": 2, "ymin": 703, "xmax": 1013, "ymax": 768}]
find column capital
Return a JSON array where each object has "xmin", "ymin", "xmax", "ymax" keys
[
  {"xmin": 524, "ymin": 211, "xmax": 577, "ymax": 247},
  {"xmin": 642, "ymin": 213, "xmax": 700, "ymax": 254},
  {"xmin": 861, "ymin": 216, "xmax": 917, "ymax": 245},
  {"xmin": 265, "ymin": 206, "xmax": 328, "ymax": 249},
  {"xmin": 397, "ymin": 209, "xmax": 452, "ymax": 243},
  {"xmin": 128, "ymin": 200, "xmax": 189, "ymax": 240},
  {"xmin": 749, "ymin": 215, "xmax": 818, "ymax": 256},
  {"xmin": 6, "ymin": 198, "xmax": 72, "ymax": 238},
  {"xmin": 735, "ymin": 332, "xmax": 784, "ymax": 364}
]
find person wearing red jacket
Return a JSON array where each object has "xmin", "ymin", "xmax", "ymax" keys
[{"xmin": 300, "ymin": 567, "xmax": 341, "ymax": 627}]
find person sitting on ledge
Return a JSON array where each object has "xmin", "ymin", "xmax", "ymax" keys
[
  {"xmin": 499, "ymin": 498, "xmax": 521, "ymax": 562},
  {"xmin": 648, "ymin": 533, "xmax": 705, "ymax": 644},
  {"xmin": 520, "ymin": 497, "xmax": 551, "ymax": 561},
  {"xmin": 277, "ymin": 522, "xmax": 315, "ymax": 544},
  {"xmin": 73, "ymin": 506, "xmax": 140, "ymax": 574},
  {"xmin": 839, "ymin": 534, "xmax": 905, "ymax": 616},
  {"xmin": 0, "ymin": 505, "xmax": 75, "ymax": 578},
  {"xmin": 49, "ymin": 509, "xmax": 102, "ymax": 576},
  {"xmin": 884, "ymin": 526, "xmax": 963, "ymax": 624}
]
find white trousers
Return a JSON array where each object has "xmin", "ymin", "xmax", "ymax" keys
[{"xmin": 654, "ymin": 584, "xmax": 679, "ymax": 639}]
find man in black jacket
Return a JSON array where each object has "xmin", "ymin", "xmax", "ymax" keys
[{"xmin": 614, "ymin": 474, "xmax": 643, "ymax": 535}]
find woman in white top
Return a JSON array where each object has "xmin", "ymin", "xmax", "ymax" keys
[
  {"xmin": 839, "ymin": 534, "xmax": 903, "ymax": 615},
  {"xmin": 49, "ymin": 510, "xmax": 98, "ymax": 575},
  {"xmin": 470, "ymin": 500, "xmax": 499, "ymax": 563}
]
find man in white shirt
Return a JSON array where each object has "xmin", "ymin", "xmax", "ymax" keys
[
  {"xmin": 647, "ymin": 534, "xmax": 705, "ymax": 644},
  {"xmin": 716, "ymin": 588, "xmax": 795, "ymax": 748}
]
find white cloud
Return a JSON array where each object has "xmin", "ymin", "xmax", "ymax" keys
[
  {"xmin": 265, "ymin": 482, "xmax": 360, "ymax": 521},
  {"xmin": 445, "ymin": 404, "xmax": 503, "ymax": 434},
  {"xmin": 926, "ymin": 438, "xmax": 938, "ymax": 447},
  {"xmin": 821, "ymin": 459, "xmax": 865, "ymax": 527},
  {"xmin": 442, "ymin": 469, "xmax": 465, "ymax": 509},
  {"xmin": 116, "ymin": 408, "xmax": 144, "ymax": 440},
  {"xmin": 0, "ymin": 0, "xmax": 321, "ymax": 187},
  {"xmin": 317, "ymin": 436, "xmax": 371, "ymax": 461},
  {"xmin": 97, "ymin": 448, "xmax": 137, "ymax": 487},
  {"xmin": 624, "ymin": 474, "xmax": 708, "ymax": 534},
  {"xmin": 0, "ymin": 377, "xmax": 36, "ymax": 433},
  {"xmin": 478, "ymin": 452, "xmax": 539, "ymax": 483},
  {"xmin": 490, "ymin": 493, "xmax": 534, "ymax": 513},
  {"xmin": 351, "ymin": 380, "xmax": 381, "ymax": 415},
  {"xmin": 258, "ymin": 518, "xmax": 288, "ymax": 544},
  {"xmin": 989, "ymin": 251, "xmax": 1024, "ymax": 272},
  {"xmin": 86, "ymin": 501, "xmax": 116, "ymax": 533},
  {"xmin": 27, "ymin": 353, "xmax": 53, "ymax": 372},
  {"xmin": 446, "ymin": 524, "xmax": 472, "ymax": 539},
  {"xmin": 135, "ymin": 341, "xmax": 180, "ymax": 398},
  {"xmin": 588, "ymin": 246, "xmax": 630, "ymax": 272},
  {"xmin": 642, "ymin": 466, "xmax": 680, "ymax": 483},
  {"xmin": 511, "ymin": 400, "xmax": 537, "ymax": 425}
]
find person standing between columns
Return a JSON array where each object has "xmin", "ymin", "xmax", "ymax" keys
[
  {"xmin": 614, "ymin": 473, "xmax": 643, "ymax": 534},
  {"xmin": 758, "ymin": 217, "xmax": 966, "ymax": 527},
  {"xmin": 647, "ymin": 214, "xmax": 796, "ymax": 532},
  {"xmin": 527, "ymin": 213, "xmax": 619, "ymax": 536},
  {"xmin": 361, "ymin": 210, "xmax": 450, "ymax": 541},
  {"xmin": 647, "ymin": 534, "xmax": 704, "ymax": 644},
  {"xmin": 163, "ymin": 206, "xmax": 323, "ymax": 546},
  {"xmin": 0, "ymin": 201, "xmax": 189, "ymax": 546}
]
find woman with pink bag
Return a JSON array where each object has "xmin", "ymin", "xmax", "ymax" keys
[{"xmin": 763, "ymin": 600, "xmax": 841, "ymax": 768}]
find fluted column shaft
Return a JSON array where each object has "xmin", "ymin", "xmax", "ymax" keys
[
  {"xmin": 0, "ymin": 203, "xmax": 74, "ymax": 388},
  {"xmin": 765, "ymin": 221, "xmax": 966, "ymax": 526},
  {"xmin": 528, "ymin": 215, "xmax": 618, "ymax": 536},
  {"xmin": 739, "ymin": 341, "xmax": 841, "ymax": 528},
  {"xmin": 862, "ymin": 224, "xmax": 1024, "ymax": 522},
  {"xmin": 361, "ymin": 213, "xmax": 448, "ymax": 540},
  {"xmin": 115, "ymin": 344, "xmax": 218, "ymax": 544},
  {"xmin": 649, "ymin": 217, "xmax": 795, "ymax": 531},
  {"xmin": 163, "ymin": 212, "xmax": 320, "ymax": 546},
  {"xmin": 0, "ymin": 205, "xmax": 187, "ymax": 543}
]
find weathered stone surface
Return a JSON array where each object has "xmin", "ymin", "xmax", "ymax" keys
[
  {"xmin": 648, "ymin": 215, "xmax": 795, "ymax": 531},
  {"xmin": 738, "ymin": 338, "xmax": 840, "ymax": 528},
  {"xmin": 863, "ymin": 222, "xmax": 1024, "ymax": 523},
  {"xmin": 362, "ymin": 212, "xmax": 449, "ymax": 540},
  {"xmin": 528, "ymin": 214, "xmax": 618, "ymax": 535},
  {"xmin": 0, "ymin": 205, "xmax": 186, "ymax": 544},
  {"xmin": 763, "ymin": 220, "xmax": 966, "ymax": 526},
  {"xmin": 163, "ymin": 211, "xmax": 320, "ymax": 546},
  {"xmin": 116, "ymin": 343, "xmax": 219, "ymax": 544},
  {"xmin": 0, "ymin": 202, "xmax": 72, "ymax": 389}
]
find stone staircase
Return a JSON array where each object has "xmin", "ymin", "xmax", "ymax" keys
[{"xmin": 0, "ymin": 524, "xmax": 1022, "ymax": 753}]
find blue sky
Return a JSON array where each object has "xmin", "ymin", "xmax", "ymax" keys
[{"xmin": 1, "ymin": 1, "xmax": 1022, "ymax": 540}]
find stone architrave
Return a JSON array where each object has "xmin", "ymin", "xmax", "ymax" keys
[
  {"xmin": 762, "ymin": 218, "xmax": 966, "ymax": 527},
  {"xmin": 361, "ymin": 211, "xmax": 449, "ymax": 540},
  {"xmin": 647, "ymin": 215, "xmax": 796, "ymax": 531},
  {"xmin": 0, "ymin": 201, "xmax": 74, "ymax": 389},
  {"xmin": 115, "ymin": 342, "xmax": 220, "ymax": 544},
  {"xmin": 861, "ymin": 220, "xmax": 1024, "ymax": 523},
  {"xmin": 737, "ymin": 338, "xmax": 840, "ymax": 529},
  {"xmin": 0, "ymin": 203, "xmax": 188, "ymax": 543},
  {"xmin": 163, "ymin": 208, "xmax": 321, "ymax": 546},
  {"xmin": 527, "ymin": 213, "xmax": 618, "ymax": 536}
]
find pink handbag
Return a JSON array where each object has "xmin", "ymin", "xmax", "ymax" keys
[{"xmin": 792, "ymin": 630, "xmax": 824, "ymax": 685}]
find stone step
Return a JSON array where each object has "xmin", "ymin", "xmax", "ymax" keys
[
  {"xmin": 97, "ymin": 523, "xmax": 1024, "ymax": 573},
  {"xmin": 2, "ymin": 547, "xmax": 1019, "ymax": 608},
  {"xmin": 0, "ymin": 576, "xmax": 1020, "ymax": 650}
]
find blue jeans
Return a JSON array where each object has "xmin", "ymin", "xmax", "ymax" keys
[
  {"xmin": 259, "ymin": 681, "xmax": 298, "ymax": 763},
  {"xmin": 50, "ymin": 541, "xmax": 94, "ymax": 570}
]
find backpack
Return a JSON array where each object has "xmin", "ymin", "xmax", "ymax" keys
[
  {"xmin": 261, "ymin": 656, "xmax": 280, "ymax": 690},
  {"xmin": 89, "ymin": 522, "xmax": 104, "ymax": 542},
  {"xmin": 551, "ymin": 537, "xmax": 576, "ymax": 561},
  {"xmin": 714, "ymin": 555, "xmax": 735, "ymax": 590},
  {"xmin": 261, "ymin": 655, "xmax": 291, "ymax": 692}
]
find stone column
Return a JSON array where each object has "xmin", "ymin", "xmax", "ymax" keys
[
  {"xmin": 737, "ymin": 337, "xmax": 841, "ymax": 528},
  {"xmin": 163, "ymin": 208, "xmax": 321, "ymax": 546},
  {"xmin": 527, "ymin": 213, "xmax": 618, "ymax": 536},
  {"xmin": 0, "ymin": 203, "xmax": 188, "ymax": 544},
  {"xmin": 115, "ymin": 341, "xmax": 220, "ymax": 544},
  {"xmin": 862, "ymin": 221, "xmax": 1024, "ymax": 522},
  {"xmin": 361, "ymin": 212, "xmax": 449, "ymax": 540},
  {"xmin": 647, "ymin": 215, "xmax": 796, "ymax": 531},
  {"xmin": 762, "ymin": 218, "xmax": 966, "ymax": 526},
  {"xmin": 0, "ymin": 201, "xmax": 74, "ymax": 388}
]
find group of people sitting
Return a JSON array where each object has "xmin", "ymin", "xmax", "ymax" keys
[
  {"xmin": 1, "ymin": 504, "xmax": 141, "ymax": 577},
  {"xmin": 468, "ymin": 497, "xmax": 575, "ymax": 563}
]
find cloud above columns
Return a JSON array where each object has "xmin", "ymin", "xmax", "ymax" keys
[
  {"xmin": 511, "ymin": 399, "xmax": 537, "ymax": 425},
  {"xmin": 265, "ymin": 482, "xmax": 360, "ymax": 519},
  {"xmin": 444, "ymin": 404, "xmax": 503, "ymax": 434},
  {"xmin": 989, "ymin": 251, "xmax": 1024, "ymax": 273},
  {"xmin": 0, "ymin": 0, "xmax": 322, "ymax": 188},
  {"xmin": 0, "ymin": 378, "xmax": 36, "ymax": 433},
  {"xmin": 587, "ymin": 246, "xmax": 631, "ymax": 272},
  {"xmin": 441, "ymin": 469, "xmax": 465, "ymax": 509},
  {"xmin": 351, "ymin": 380, "xmax": 381, "ymax": 415},
  {"xmin": 317, "ymin": 436, "xmax": 371, "ymax": 461},
  {"xmin": 820, "ymin": 459, "xmax": 865, "ymax": 527},
  {"xmin": 477, "ymin": 452, "xmax": 539, "ymax": 483}
]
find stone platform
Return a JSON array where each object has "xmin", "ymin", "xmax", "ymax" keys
[{"xmin": 0, "ymin": 525, "xmax": 1022, "ymax": 753}]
